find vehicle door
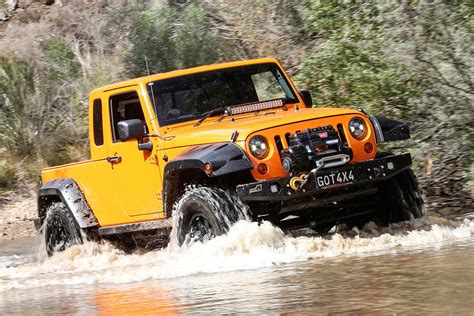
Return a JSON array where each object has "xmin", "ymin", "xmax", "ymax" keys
[{"xmin": 105, "ymin": 87, "xmax": 164, "ymax": 219}]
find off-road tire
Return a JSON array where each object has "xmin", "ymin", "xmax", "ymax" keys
[
  {"xmin": 44, "ymin": 203, "xmax": 83, "ymax": 256},
  {"xmin": 375, "ymin": 169, "xmax": 425, "ymax": 225},
  {"xmin": 175, "ymin": 187, "xmax": 248, "ymax": 246}
]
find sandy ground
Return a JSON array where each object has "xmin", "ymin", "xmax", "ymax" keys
[{"xmin": 0, "ymin": 196, "xmax": 37, "ymax": 241}]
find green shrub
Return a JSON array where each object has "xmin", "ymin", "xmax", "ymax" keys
[
  {"xmin": 296, "ymin": 1, "xmax": 416, "ymax": 117},
  {"xmin": 0, "ymin": 161, "xmax": 7, "ymax": 189},
  {"xmin": 124, "ymin": 4, "xmax": 222, "ymax": 77},
  {"xmin": 41, "ymin": 37, "xmax": 80, "ymax": 80}
]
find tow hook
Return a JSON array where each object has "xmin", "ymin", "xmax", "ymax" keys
[
  {"xmin": 289, "ymin": 174, "xmax": 308, "ymax": 191},
  {"xmin": 289, "ymin": 160, "xmax": 325, "ymax": 191}
]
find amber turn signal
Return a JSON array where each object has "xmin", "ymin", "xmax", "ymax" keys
[
  {"xmin": 364, "ymin": 142, "xmax": 374, "ymax": 153},
  {"xmin": 257, "ymin": 163, "xmax": 268, "ymax": 174},
  {"xmin": 204, "ymin": 163, "xmax": 213, "ymax": 174}
]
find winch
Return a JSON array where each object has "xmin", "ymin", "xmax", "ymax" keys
[{"xmin": 281, "ymin": 125, "xmax": 352, "ymax": 175}]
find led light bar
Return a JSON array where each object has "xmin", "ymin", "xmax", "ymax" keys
[{"xmin": 228, "ymin": 99, "xmax": 284, "ymax": 115}]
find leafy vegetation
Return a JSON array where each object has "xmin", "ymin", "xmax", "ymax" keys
[
  {"xmin": 124, "ymin": 4, "xmax": 224, "ymax": 77},
  {"xmin": 296, "ymin": 2, "xmax": 416, "ymax": 116},
  {"xmin": 0, "ymin": 0, "xmax": 471, "ymax": 211}
]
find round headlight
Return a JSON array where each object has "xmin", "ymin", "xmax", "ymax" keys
[
  {"xmin": 249, "ymin": 136, "xmax": 269, "ymax": 159},
  {"xmin": 348, "ymin": 117, "xmax": 367, "ymax": 140}
]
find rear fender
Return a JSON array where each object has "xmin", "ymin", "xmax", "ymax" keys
[{"xmin": 38, "ymin": 178, "xmax": 98, "ymax": 229}]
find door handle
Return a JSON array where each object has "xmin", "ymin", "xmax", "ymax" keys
[{"xmin": 107, "ymin": 156, "xmax": 122, "ymax": 164}]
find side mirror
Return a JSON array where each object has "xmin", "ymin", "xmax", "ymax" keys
[
  {"xmin": 117, "ymin": 119, "xmax": 146, "ymax": 142},
  {"xmin": 299, "ymin": 90, "xmax": 313, "ymax": 107}
]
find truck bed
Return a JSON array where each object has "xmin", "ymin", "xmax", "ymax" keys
[{"xmin": 41, "ymin": 159, "xmax": 163, "ymax": 227}]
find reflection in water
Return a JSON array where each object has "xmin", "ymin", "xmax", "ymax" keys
[
  {"xmin": 0, "ymin": 217, "xmax": 473, "ymax": 313},
  {"xmin": 94, "ymin": 286, "xmax": 180, "ymax": 315}
]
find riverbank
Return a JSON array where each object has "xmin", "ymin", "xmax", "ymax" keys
[
  {"xmin": 0, "ymin": 196, "xmax": 37, "ymax": 241},
  {"xmin": 0, "ymin": 192, "xmax": 471, "ymax": 242}
]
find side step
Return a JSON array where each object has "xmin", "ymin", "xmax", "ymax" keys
[{"xmin": 98, "ymin": 218, "xmax": 173, "ymax": 236}]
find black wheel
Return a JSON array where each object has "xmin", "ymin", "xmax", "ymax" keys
[
  {"xmin": 174, "ymin": 187, "xmax": 249, "ymax": 246},
  {"xmin": 394, "ymin": 169, "xmax": 425, "ymax": 218},
  {"xmin": 44, "ymin": 203, "xmax": 83, "ymax": 256},
  {"xmin": 375, "ymin": 169, "xmax": 425, "ymax": 225}
]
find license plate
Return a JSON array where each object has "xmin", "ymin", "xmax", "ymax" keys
[{"xmin": 315, "ymin": 169, "xmax": 355, "ymax": 188}]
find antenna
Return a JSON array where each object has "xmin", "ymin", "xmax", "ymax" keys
[{"xmin": 145, "ymin": 56, "xmax": 151, "ymax": 76}]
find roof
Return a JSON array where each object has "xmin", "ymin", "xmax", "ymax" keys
[{"xmin": 90, "ymin": 57, "xmax": 281, "ymax": 94}]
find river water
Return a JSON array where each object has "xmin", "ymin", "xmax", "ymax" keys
[{"xmin": 1, "ymin": 216, "xmax": 473, "ymax": 314}]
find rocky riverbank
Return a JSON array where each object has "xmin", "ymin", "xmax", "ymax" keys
[
  {"xmin": 0, "ymin": 196, "xmax": 37, "ymax": 241},
  {"xmin": 0, "ymin": 192, "xmax": 471, "ymax": 242}
]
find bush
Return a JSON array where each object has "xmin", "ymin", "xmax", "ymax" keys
[
  {"xmin": 0, "ymin": 161, "xmax": 7, "ymax": 189},
  {"xmin": 40, "ymin": 37, "xmax": 81, "ymax": 80},
  {"xmin": 124, "ymin": 3, "xmax": 222, "ymax": 77},
  {"xmin": 296, "ymin": 1, "xmax": 417, "ymax": 116},
  {"xmin": 0, "ymin": 35, "xmax": 119, "ymax": 192},
  {"xmin": 0, "ymin": 54, "xmax": 82, "ymax": 163}
]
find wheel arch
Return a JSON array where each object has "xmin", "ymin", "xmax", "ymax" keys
[
  {"xmin": 163, "ymin": 142, "xmax": 254, "ymax": 217},
  {"xmin": 38, "ymin": 178, "xmax": 99, "ymax": 229}
]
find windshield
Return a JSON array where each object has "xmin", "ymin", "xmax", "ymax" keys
[{"xmin": 147, "ymin": 63, "xmax": 298, "ymax": 126}]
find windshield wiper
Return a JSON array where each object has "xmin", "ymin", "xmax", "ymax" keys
[{"xmin": 193, "ymin": 107, "xmax": 227, "ymax": 127}]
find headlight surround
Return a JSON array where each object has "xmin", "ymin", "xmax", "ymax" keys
[
  {"xmin": 348, "ymin": 117, "xmax": 367, "ymax": 140},
  {"xmin": 249, "ymin": 136, "xmax": 269, "ymax": 159}
]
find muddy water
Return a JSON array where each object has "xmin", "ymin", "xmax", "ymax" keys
[{"xmin": 1, "ymin": 216, "xmax": 473, "ymax": 314}]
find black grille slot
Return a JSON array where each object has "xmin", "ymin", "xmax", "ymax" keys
[
  {"xmin": 285, "ymin": 133, "xmax": 291, "ymax": 147},
  {"xmin": 337, "ymin": 123, "xmax": 348, "ymax": 146},
  {"xmin": 274, "ymin": 135, "xmax": 284, "ymax": 158}
]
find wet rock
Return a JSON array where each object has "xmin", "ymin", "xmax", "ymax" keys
[
  {"xmin": 0, "ymin": 11, "xmax": 10, "ymax": 21},
  {"xmin": 0, "ymin": 0, "xmax": 18, "ymax": 21},
  {"xmin": 362, "ymin": 221, "xmax": 379, "ymax": 231},
  {"xmin": 5, "ymin": 0, "xmax": 18, "ymax": 11},
  {"xmin": 389, "ymin": 222, "xmax": 401, "ymax": 230}
]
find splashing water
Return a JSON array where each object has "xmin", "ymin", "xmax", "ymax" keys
[
  {"xmin": 0, "ymin": 215, "xmax": 472, "ymax": 292},
  {"xmin": 168, "ymin": 186, "xmax": 251, "ymax": 249}
]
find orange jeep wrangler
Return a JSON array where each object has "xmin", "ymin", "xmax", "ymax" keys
[{"xmin": 36, "ymin": 58, "xmax": 424, "ymax": 255}]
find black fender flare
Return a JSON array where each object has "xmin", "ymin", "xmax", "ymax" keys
[
  {"xmin": 162, "ymin": 142, "xmax": 253, "ymax": 216},
  {"xmin": 38, "ymin": 178, "xmax": 99, "ymax": 229},
  {"xmin": 164, "ymin": 142, "xmax": 253, "ymax": 178},
  {"xmin": 369, "ymin": 115, "xmax": 410, "ymax": 143}
]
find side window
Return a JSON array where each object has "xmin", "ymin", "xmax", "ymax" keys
[
  {"xmin": 109, "ymin": 91, "xmax": 146, "ymax": 142},
  {"xmin": 93, "ymin": 99, "xmax": 104, "ymax": 146}
]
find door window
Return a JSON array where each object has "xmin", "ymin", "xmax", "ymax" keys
[{"xmin": 109, "ymin": 91, "xmax": 146, "ymax": 142}]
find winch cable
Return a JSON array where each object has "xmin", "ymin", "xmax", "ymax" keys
[{"xmin": 289, "ymin": 160, "xmax": 325, "ymax": 191}]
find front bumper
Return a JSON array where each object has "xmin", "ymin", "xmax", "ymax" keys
[{"xmin": 236, "ymin": 153, "xmax": 412, "ymax": 201}]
